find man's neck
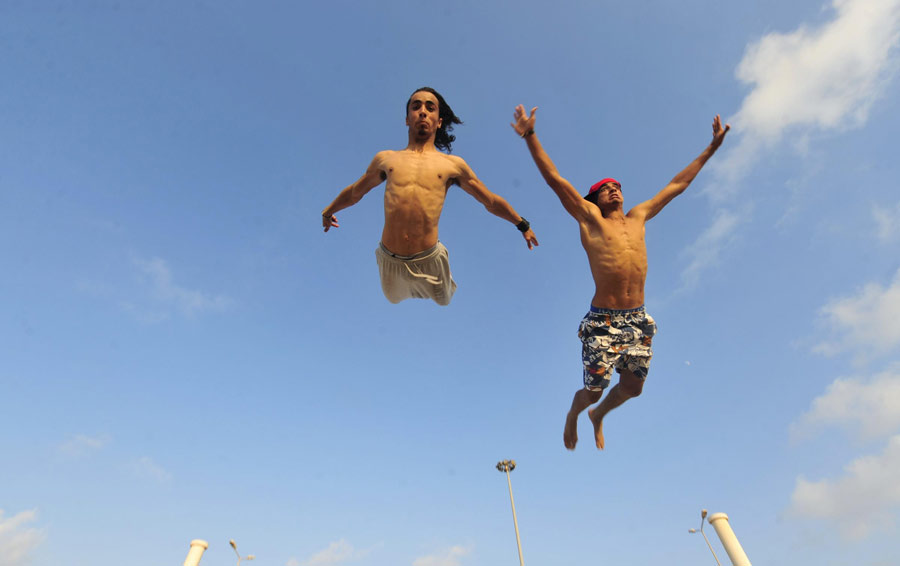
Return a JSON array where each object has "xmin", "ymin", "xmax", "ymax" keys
[
  {"xmin": 599, "ymin": 204, "xmax": 626, "ymax": 220},
  {"xmin": 406, "ymin": 133, "xmax": 438, "ymax": 152}
]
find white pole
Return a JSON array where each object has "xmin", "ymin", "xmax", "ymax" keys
[
  {"xmin": 708, "ymin": 513, "xmax": 751, "ymax": 566},
  {"xmin": 183, "ymin": 539, "xmax": 209, "ymax": 566}
]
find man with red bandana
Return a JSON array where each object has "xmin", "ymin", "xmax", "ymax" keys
[{"xmin": 511, "ymin": 104, "xmax": 729, "ymax": 450}]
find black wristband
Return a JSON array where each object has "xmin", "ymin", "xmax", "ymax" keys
[
  {"xmin": 522, "ymin": 128, "xmax": 534, "ymax": 138},
  {"xmin": 516, "ymin": 218, "xmax": 530, "ymax": 232}
]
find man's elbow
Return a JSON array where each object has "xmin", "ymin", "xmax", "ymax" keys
[{"xmin": 484, "ymin": 198, "xmax": 503, "ymax": 215}]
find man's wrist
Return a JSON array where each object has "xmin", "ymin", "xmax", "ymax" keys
[
  {"xmin": 521, "ymin": 128, "xmax": 534, "ymax": 138},
  {"xmin": 516, "ymin": 217, "xmax": 530, "ymax": 232}
]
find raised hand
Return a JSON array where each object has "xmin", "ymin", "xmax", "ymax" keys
[
  {"xmin": 711, "ymin": 114, "xmax": 730, "ymax": 149},
  {"xmin": 511, "ymin": 104, "xmax": 538, "ymax": 137}
]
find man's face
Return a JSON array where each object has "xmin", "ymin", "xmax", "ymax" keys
[
  {"xmin": 594, "ymin": 182, "xmax": 622, "ymax": 206},
  {"xmin": 406, "ymin": 91, "xmax": 442, "ymax": 137}
]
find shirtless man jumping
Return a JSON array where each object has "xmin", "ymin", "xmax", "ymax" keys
[
  {"xmin": 511, "ymin": 104, "xmax": 729, "ymax": 450},
  {"xmin": 322, "ymin": 87, "xmax": 538, "ymax": 306}
]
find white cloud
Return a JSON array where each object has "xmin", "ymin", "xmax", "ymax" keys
[
  {"xmin": 129, "ymin": 456, "xmax": 172, "ymax": 483},
  {"xmin": 735, "ymin": 0, "xmax": 900, "ymax": 141},
  {"xmin": 789, "ymin": 434, "xmax": 900, "ymax": 539},
  {"xmin": 0, "ymin": 509, "xmax": 45, "ymax": 566},
  {"xmin": 814, "ymin": 268, "xmax": 900, "ymax": 358},
  {"xmin": 791, "ymin": 366, "xmax": 900, "ymax": 441},
  {"xmin": 57, "ymin": 433, "xmax": 111, "ymax": 458},
  {"xmin": 873, "ymin": 200, "xmax": 900, "ymax": 243},
  {"xmin": 293, "ymin": 540, "xmax": 364, "ymax": 566},
  {"xmin": 130, "ymin": 256, "xmax": 232, "ymax": 319},
  {"xmin": 719, "ymin": 0, "xmax": 900, "ymax": 192},
  {"xmin": 683, "ymin": 0, "xmax": 900, "ymax": 281},
  {"xmin": 412, "ymin": 546, "xmax": 470, "ymax": 566}
]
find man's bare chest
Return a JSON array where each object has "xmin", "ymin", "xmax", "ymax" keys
[
  {"xmin": 585, "ymin": 219, "xmax": 645, "ymax": 249},
  {"xmin": 383, "ymin": 154, "xmax": 458, "ymax": 189}
]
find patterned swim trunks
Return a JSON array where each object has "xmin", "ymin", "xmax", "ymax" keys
[{"xmin": 578, "ymin": 306, "xmax": 657, "ymax": 391}]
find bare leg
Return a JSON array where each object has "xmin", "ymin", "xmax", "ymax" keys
[
  {"xmin": 587, "ymin": 370, "xmax": 644, "ymax": 450},
  {"xmin": 564, "ymin": 388, "xmax": 603, "ymax": 450}
]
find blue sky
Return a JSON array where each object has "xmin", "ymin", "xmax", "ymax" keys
[{"xmin": 2, "ymin": 1, "xmax": 900, "ymax": 565}]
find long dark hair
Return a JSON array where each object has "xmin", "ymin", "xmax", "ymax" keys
[{"xmin": 406, "ymin": 87, "xmax": 463, "ymax": 152}]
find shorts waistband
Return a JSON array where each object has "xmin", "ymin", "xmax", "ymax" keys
[
  {"xmin": 589, "ymin": 305, "xmax": 645, "ymax": 315},
  {"xmin": 379, "ymin": 242, "xmax": 439, "ymax": 260}
]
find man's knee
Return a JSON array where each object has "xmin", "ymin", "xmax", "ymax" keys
[
  {"xmin": 581, "ymin": 387, "xmax": 603, "ymax": 403},
  {"xmin": 619, "ymin": 371, "xmax": 645, "ymax": 398},
  {"xmin": 623, "ymin": 382, "xmax": 643, "ymax": 398}
]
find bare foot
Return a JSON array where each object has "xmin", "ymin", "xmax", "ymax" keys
[
  {"xmin": 588, "ymin": 408, "xmax": 605, "ymax": 450},
  {"xmin": 563, "ymin": 411, "xmax": 579, "ymax": 450}
]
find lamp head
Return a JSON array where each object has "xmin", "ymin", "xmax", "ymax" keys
[{"xmin": 701, "ymin": 509, "xmax": 708, "ymax": 519}]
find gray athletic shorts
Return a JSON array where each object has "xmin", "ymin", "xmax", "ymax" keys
[{"xmin": 375, "ymin": 242, "xmax": 457, "ymax": 306}]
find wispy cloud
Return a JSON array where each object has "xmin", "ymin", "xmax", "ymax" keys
[
  {"xmin": 0, "ymin": 509, "xmax": 45, "ymax": 566},
  {"xmin": 789, "ymin": 434, "xmax": 900, "ymax": 539},
  {"xmin": 791, "ymin": 365, "xmax": 900, "ymax": 442},
  {"xmin": 127, "ymin": 256, "xmax": 232, "ymax": 321},
  {"xmin": 682, "ymin": 0, "xmax": 900, "ymax": 282},
  {"xmin": 412, "ymin": 545, "xmax": 471, "ymax": 566},
  {"xmin": 679, "ymin": 208, "xmax": 743, "ymax": 288},
  {"xmin": 873, "ymin": 200, "xmax": 900, "ymax": 243},
  {"xmin": 57, "ymin": 433, "xmax": 111, "ymax": 458},
  {"xmin": 80, "ymin": 254, "xmax": 234, "ymax": 322},
  {"xmin": 129, "ymin": 456, "xmax": 172, "ymax": 483},
  {"xmin": 290, "ymin": 540, "xmax": 370, "ymax": 566},
  {"xmin": 814, "ymin": 268, "xmax": 900, "ymax": 359}
]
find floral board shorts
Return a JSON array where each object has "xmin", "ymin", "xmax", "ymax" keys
[{"xmin": 578, "ymin": 306, "xmax": 657, "ymax": 391}]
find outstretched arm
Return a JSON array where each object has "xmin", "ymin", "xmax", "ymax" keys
[
  {"xmin": 511, "ymin": 105, "xmax": 592, "ymax": 221},
  {"xmin": 453, "ymin": 156, "xmax": 539, "ymax": 250},
  {"xmin": 321, "ymin": 153, "xmax": 387, "ymax": 232},
  {"xmin": 630, "ymin": 115, "xmax": 730, "ymax": 222}
]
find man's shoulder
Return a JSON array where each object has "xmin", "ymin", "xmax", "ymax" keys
[
  {"xmin": 440, "ymin": 153, "xmax": 472, "ymax": 180},
  {"xmin": 625, "ymin": 205, "xmax": 650, "ymax": 223},
  {"xmin": 435, "ymin": 152, "xmax": 466, "ymax": 166},
  {"xmin": 373, "ymin": 149, "xmax": 396, "ymax": 161}
]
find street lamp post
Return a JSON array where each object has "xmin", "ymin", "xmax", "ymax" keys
[
  {"xmin": 229, "ymin": 539, "xmax": 256, "ymax": 566},
  {"xmin": 496, "ymin": 459, "xmax": 525, "ymax": 566},
  {"xmin": 688, "ymin": 509, "xmax": 722, "ymax": 566}
]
